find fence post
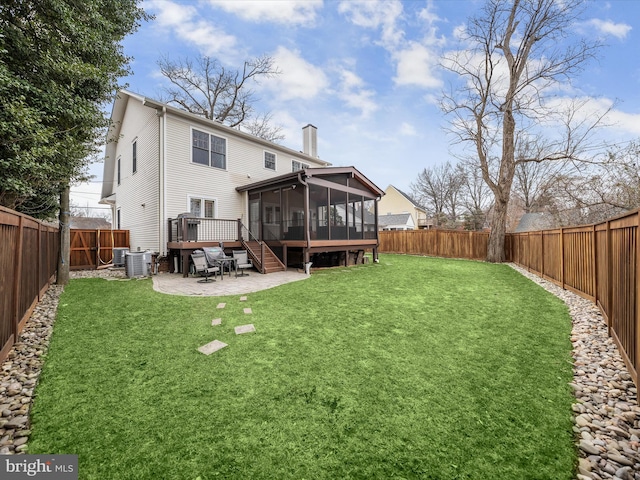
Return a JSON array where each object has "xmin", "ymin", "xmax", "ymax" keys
[
  {"xmin": 237, "ymin": 218, "xmax": 242, "ymax": 241},
  {"xmin": 12, "ymin": 215, "xmax": 24, "ymax": 343},
  {"xmin": 541, "ymin": 230, "xmax": 545, "ymax": 278},
  {"xmin": 560, "ymin": 227, "xmax": 565, "ymax": 290},
  {"xmin": 527, "ymin": 231, "xmax": 531, "ymax": 271},
  {"xmin": 636, "ymin": 212, "xmax": 640, "ymax": 379},
  {"xmin": 592, "ymin": 224, "xmax": 598, "ymax": 306},
  {"xmin": 607, "ymin": 220, "xmax": 612, "ymax": 333},
  {"xmin": 37, "ymin": 221, "xmax": 42, "ymax": 299}
]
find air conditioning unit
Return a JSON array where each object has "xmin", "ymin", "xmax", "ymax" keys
[
  {"xmin": 125, "ymin": 251, "xmax": 151, "ymax": 278},
  {"xmin": 113, "ymin": 248, "xmax": 129, "ymax": 267}
]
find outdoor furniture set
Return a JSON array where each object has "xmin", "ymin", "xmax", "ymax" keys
[{"xmin": 191, "ymin": 247, "xmax": 253, "ymax": 283}]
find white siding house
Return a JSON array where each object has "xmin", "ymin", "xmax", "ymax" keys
[{"xmin": 100, "ymin": 90, "xmax": 330, "ymax": 256}]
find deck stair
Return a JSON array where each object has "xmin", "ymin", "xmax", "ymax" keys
[{"xmin": 241, "ymin": 239, "xmax": 286, "ymax": 274}]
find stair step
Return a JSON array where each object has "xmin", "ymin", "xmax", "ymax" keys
[
  {"xmin": 264, "ymin": 267, "xmax": 285, "ymax": 273},
  {"xmin": 241, "ymin": 239, "xmax": 285, "ymax": 274}
]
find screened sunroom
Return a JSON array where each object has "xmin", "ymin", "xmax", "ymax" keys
[{"xmin": 237, "ymin": 167, "xmax": 384, "ymax": 268}]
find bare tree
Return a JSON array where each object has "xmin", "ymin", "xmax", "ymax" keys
[
  {"xmin": 542, "ymin": 141, "xmax": 640, "ymax": 224},
  {"xmin": 410, "ymin": 161, "xmax": 465, "ymax": 227},
  {"xmin": 541, "ymin": 173, "xmax": 621, "ymax": 225},
  {"xmin": 441, "ymin": 0, "xmax": 606, "ymax": 261},
  {"xmin": 458, "ymin": 160, "xmax": 493, "ymax": 230},
  {"xmin": 444, "ymin": 164, "xmax": 465, "ymax": 225},
  {"xmin": 512, "ymin": 139, "xmax": 570, "ymax": 213},
  {"xmin": 158, "ymin": 54, "xmax": 284, "ymax": 142},
  {"xmin": 243, "ymin": 111, "xmax": 285, "ymax": 144},
  {"xmin": 604, "ymin": 141, "xmax": 640, "ymax": 210}
]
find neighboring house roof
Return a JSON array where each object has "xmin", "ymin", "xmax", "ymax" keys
[
  {"xmin": 513, "ymin": 212, "xmax": 556, "ymax": 232},
  {"xmin": 390, "ymin": 185, "xmax": 427, "ymax": 213},
  {"xmin": 69, "ymin": 216, "xmax": 111, "ymax": 229},
  {"xmin": 101, "ymin": 90, "xmax": 332, "ymax": 203},
  {"xmin": 378, "ymin": 213, "xmax": 413, "ymax": 228}
]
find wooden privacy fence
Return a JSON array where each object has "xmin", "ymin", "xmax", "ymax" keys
[
  {"xmin": 379, "ymin": 229, "xmax": 490, "ymax": 261},
  {"xmin": 0, "ymin": 206, "xmax": 59, "ymax": 365},
  {"xmin": 70, "ymin": 229, "xmax": 130, "ymax": 270},
  {"xmin": 506, "ymin": 209, "xmax": 640, "ymax": 386}
]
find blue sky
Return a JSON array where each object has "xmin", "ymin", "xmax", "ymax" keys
[{"xmin": 73, "ymin": 0, "xmax": 640, "ymax": 216}]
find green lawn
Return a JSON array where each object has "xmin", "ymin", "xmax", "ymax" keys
[{"xmin": 29, "ymin": 254, "xmax": 576, "ymax": 479}]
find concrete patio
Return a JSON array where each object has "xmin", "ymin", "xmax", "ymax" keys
[{"xmin": 152, "ymin": 269, "xmax": 310, "ymax": 296}]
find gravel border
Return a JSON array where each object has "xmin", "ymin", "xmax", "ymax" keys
[{"xmin": 1, "ymin": 266, "xmax": 639, "ymax": 479}]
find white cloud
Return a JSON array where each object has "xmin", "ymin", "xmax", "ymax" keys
[
  {"xmin": 269, "ymin": 111, "xmax": 304, "ymax": 148},
  {"xmin": 338, "ymin": 0, "xmax": 404, "ymax": 48},
  {"xmin": 452, "ymin": 24, "xmax": 466, "ymax": 41},
  {"xmin": 418, "ymin": 0, "xmax": 446, "ymax": 46},
  {"xmin": 393, "ymin": 41, "xmax": 442, "ymax": 88},
  {"xmin": 207, "ymin": 0, "xmax": 323, "ymax": 26},
  {"xmin": 339, "ymin": 0, "xmax": 444, "ymax": 91},
  {"xmin": 266, "ymin": 47, "xmax": 329, "ymax": 100},
  {"xmin": 336, "ymin": 69, "xmax": 378, "ymax": 117},
  {"xmin": 399, "ymin": 122, "xmax": 418, "ymax": 136},
  {"xmin": 585, "ymin": 19, "xmax": 632, "ymax": 40},
  {"xmin": 146, "ymin": 0, "xmax": 237, "ymax": 56},
  {"xmin": 535, "ymin": 96, "xmax": 640, "ymax": 142}
]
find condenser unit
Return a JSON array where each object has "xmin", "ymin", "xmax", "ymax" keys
[
  {"xmin": 125, "ymin": 251, "xmax": 151, "ymax": 278},
  {"xmin": 113, "ymin": 248, "xmax": 128, "ymax": 267}
]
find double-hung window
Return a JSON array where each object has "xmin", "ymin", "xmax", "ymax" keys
[
  {"xmin": 292, "ymin": 160, "xmax": 309, "ymax": 172},
  {"xmin": 192, "ymin": 129, "xmax": 226, "ymax": 169},
  {"xmin": 189, "ymin": 197, "xmax": 216, "ymax": 218},
  {"xmin": 264, "ymin": 151, "xmax": 276, "ymax": 170}
]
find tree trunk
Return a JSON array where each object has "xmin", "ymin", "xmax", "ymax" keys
[
  {"xmin": 57, "ymin": 185, "xmax": 70, "ymax": 285},
  {"xmin": 487, "ymin": 196, "xmax": 508, "ymax": 263}
]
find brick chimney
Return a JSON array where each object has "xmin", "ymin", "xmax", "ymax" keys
[{"xmin": 302, "ymin": 124, "xmax": 317, "ymax": 158}]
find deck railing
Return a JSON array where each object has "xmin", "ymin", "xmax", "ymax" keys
[
  {"xmin": 168, "ymin": 217, "xmax": 239, "ymax": 243},
  {"xmin": 239, "ymin": 222, "xmax": 266, "ymax": 272}
]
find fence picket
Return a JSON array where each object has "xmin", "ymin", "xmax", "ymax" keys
[{"xmin": 0, "ymin": 206, "xmax": 59, "ymax": 365}]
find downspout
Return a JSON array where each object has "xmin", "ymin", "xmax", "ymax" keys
[
  {"xmin": 159, "ymin": 106, "xmax": 167, "ymax": 256},
  {"xmin": 374, "ymin": 194, "xmax": 380, "ymax": 262},
  {"xmin": 298, "ymin": 172, "xmax": 311, "ymax": 251}
]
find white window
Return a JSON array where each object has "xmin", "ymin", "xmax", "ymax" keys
[
  {"xmin": 264, "ymin": 151, "xmax": 276, "ymax": 170},
  {"xmin": 292, "ymin": 160, "xmax": 309, "ymax": 172},
  {"xmin": 192, "ymin": 129, "xmax": 226, "ymax": 169},
  {"xmin": 132, "ymin": 139, "xmax": 137, "ymax": 174},
  {"xmin": 189, "ymin": 197, "xmax": 217, "ymax": 218}
]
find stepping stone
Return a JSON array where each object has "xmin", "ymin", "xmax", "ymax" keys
[
  {"xmin": 198, "ymin": 340, "xmax": 228, "ymax": 355},
  {"xmin": 235, "ymin": 324, "xmax": 256, "ymax": 335},
  {"xmin": 239, "ymin": 296, "xmax": 247, "ymax": 301},
  {"xmin": 217, "ymin": 303, "xmax": 226, "ymax": 309},
  {"xmin": 211, "ymin": 318, "xmax": 222, "ymax": 326},
  {"xmin": 243, "ymin": 308, "xmax": 252, "ymax": 314}
]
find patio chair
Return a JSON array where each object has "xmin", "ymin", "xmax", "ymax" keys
[
  {"xmin": 191, "ymin": 251, "xmax": 219, "ymax": 283},
  {"xmin": 232, "ymin": 250, "xmax": 253, "ymax": 277}
]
